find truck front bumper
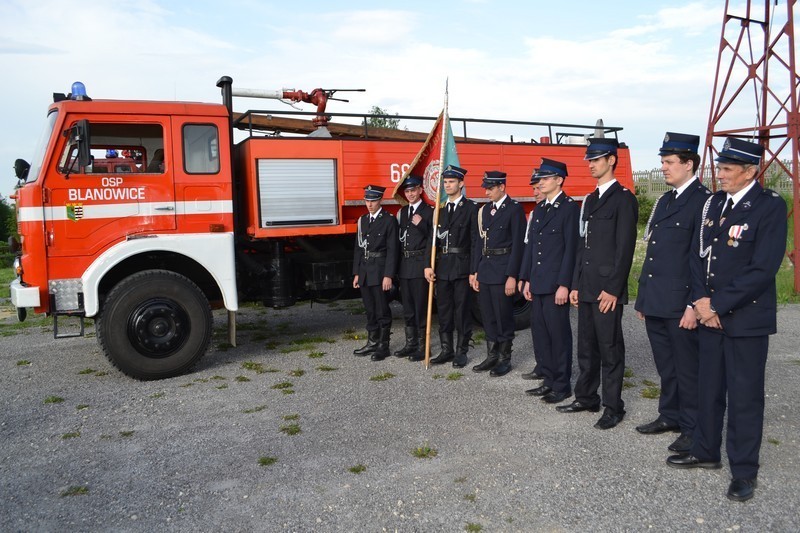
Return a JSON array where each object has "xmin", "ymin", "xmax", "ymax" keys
[{"xmin": 10, "ymin": 278, "xmax": 41, "ymax": 308}]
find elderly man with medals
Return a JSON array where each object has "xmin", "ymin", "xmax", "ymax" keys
[
  {"xmin": 352, "ymin": 185, "xmax": 399, "ymax": 361},
  {"xmin": 667, "ymin": 137, "xmax": 787, "ymax": 503}
]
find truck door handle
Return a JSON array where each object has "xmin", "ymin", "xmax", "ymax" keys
[{"xmin": 155, "ymin": 206, "xmax": 175, "ymax": 211}]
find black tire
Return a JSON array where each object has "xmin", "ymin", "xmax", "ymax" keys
[
  {"xmin": 471, "ymin": 292, "xmax": 531, "ymax": 331},
  {"xmin": 96, "ymin": 270, "xmax": 212, "ymax": 380}
]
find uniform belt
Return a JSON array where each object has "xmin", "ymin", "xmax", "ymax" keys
[
  {"xmin": 483, "ymin": 247, "xmax": 511, "ymax": 256},
  {"xmin": 439, "ymin": 247, "xmax": 469, "ymax": 255},
  {"xmin": 364, "ymin": 251, "xmax": 386, "ymax": 259},
  {"xmin": 402, "ymin": 249, "xmax": 425, "ymax": 258}
]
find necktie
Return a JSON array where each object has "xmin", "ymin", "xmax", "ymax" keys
[
  {"xmin": 368, "ymin": 215, "xmax": 374, "ymax": 226},
  {"xmin": 667, "ymin": 189, "xmax": 677, "ymax": 208},
  {"xmin": 447, "ymin": 202, "xmax": 454, "ymax": 216},
  {"xmin": 720, "ymin": 197, "xmax": 733, "ymax": 222},
  {"xmin": 409, "ymin": 205, "xmax": 414, "ymax": 219},
  {"xmin": 544, "ymin": 202, "xmax": 552, "ymax": 213}
]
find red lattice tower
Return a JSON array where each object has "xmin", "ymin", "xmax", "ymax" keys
[{"xmin": 701, "ymin": 0, "xmax": 800, "ymax": 291}]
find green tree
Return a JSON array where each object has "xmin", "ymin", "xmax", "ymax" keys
[
  {"xmin": 0, "ymin": 197, "xmax": 14, "ymax": 242},
  {"xmin": 363, "ymin": 105, "xmax": 401, "ymax": 130}
]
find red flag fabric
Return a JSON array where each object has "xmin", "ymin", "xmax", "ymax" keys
[{"xmin": 391, "ymin": 110, "xmax": 444, "ymax": 206}]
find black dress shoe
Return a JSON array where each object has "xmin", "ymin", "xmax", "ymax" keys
[
  {"xmin": 407, "ymin": 352, "xmax": 424, "ymax": 362},
  {"xmin": 520, "ymin": 370, "xmax": 544, "ymax": 380},
  {"xmin": 525, "ymin": 385, "xmax": 552, "ymax": 397},
  {"xmin": 452, "ymin": 355, "xmax": 467, "ymax": 368},
  {"xmin": 666, "ymin": 454, "xmax": 722, "ymax": 470},
  {"xmin": 727, "ymin": 478, "xmax": 757, "ymax": 502},
  {"xmin": 542, "ymin": 391, "xmax": 572, "ymax": 404},
  {"xmin": 668, "ymin": 433, "xmax": 693, "ymax": 453},
  {"xmin": 594, "ymin": 409, "xmax": 625, "ymax": 430},
  {"xmin": 635, "ymin": 418, "xmax": 680, "ymax": 435},
  {"xmin": 556, "ymin": 400, "xmax": 601, "ymax": 413}
]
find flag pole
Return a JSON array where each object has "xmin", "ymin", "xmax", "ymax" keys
[{"xmin": 424, "ymin": 80, "xmax": 449, "ymax": 368}]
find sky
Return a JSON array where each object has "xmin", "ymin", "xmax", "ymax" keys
[{"xmin": 1, "ymin": 0, "xmax": 796, "ymax": 197}]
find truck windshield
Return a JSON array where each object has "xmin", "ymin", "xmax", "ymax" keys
[{"xmin": 26, "ymin": 110, "xmax": 58, "ymax": 183}]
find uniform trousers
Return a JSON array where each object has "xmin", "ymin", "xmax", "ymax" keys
[
  {"xmin": 644, "ymin": 316, "xmax": 698, "ymax": 433},
  {"xmin": 399, "ymin": 277, "xmax": 428, "ymax": 331},
  {"xmin": 435, "ymin": 277, "xmax": 472, "ymax": 335},
  {"xmin": 531, "ymin": 294, "xmax": 572, "ymax": 394},
  {"xmin": 360, "ymin": 284, "xmax": 391, "ymax": 332},
  {"xmin": 575, "ymin": 302, "xmax": 625, "ymax": 413},
  {"xmin": 478, "ymin": 283, "xmax": 515, "ymax": 343},
  {"xmin": 692, "ymin": 331, "xmax": 768, "ymax": 480}
]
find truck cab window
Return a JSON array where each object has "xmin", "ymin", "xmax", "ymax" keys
[
  {"xmin": 183, "ymin": 124, "xmax": 220, "ymax": 174},
  {"xmin": 58, "ymin": 123, "xmax": 164, "ymax": 175}
]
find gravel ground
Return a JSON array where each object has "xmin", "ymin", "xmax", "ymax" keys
[{"xmin": 1, "ymin": 299, "xmax": 798, "ymax": 532}]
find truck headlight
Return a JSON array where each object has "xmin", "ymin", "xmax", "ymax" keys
[{"xmin": 13, "ymin": 256, "xmax": 22, "ymax": 276}]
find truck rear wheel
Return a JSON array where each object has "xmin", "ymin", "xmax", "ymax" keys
[{"xmin": 97, "ymin": 270, "xmax": 212, "ymax": 380}]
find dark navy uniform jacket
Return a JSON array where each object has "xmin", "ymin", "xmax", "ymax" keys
[
  {"xmin": 519, "ymin": 192, "xmax": 579, "ymax": 295},
  {"xmin": 352, "ymin": 209, "xmax": 398, "ymax": 287},
  {"xmin": 472, "ymin": 196, "xmax": 526, "ymax": 284},
  {"xmin": 397, "ymin": 202, "xmax": 433, "ymax": 279},
  {"xmin": 635, "ymin": 180, "xmax": 711, "ymax": 318},
  {"xmin": 690, "ymin": 182, "xmax": 787, "ymax": 336},
  {"xmin": 433, "ymin": 197, "xmax": 478, "ymax": 281},
  {"xmin": 572, "ymin": 181, "xmax": 638, "ymax": 303}
]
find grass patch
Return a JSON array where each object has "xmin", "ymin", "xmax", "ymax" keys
[
  {"xmin": 342, "ymin": 328, "xmax": 363, "ymax": 340},
  {"xmin": 622, "ymin": 380, "xmax": 636, "ymax": 389},
  {"xmin": 641, "ymin": 386, "xmax": 661, "ymax": 399},
  {"xmin": 623, "ymin": 367, "xmax": 634, "ymax": 378},
  {"xmin": 179, "ymin": 383, "xmax": 193, "ymax": 388},
  {"xmin": 94, "ymin": 371, "xmax": 108, "ymax": 377},
  {"xmin": 242, "ymin": 405, "xmax": 267, "ymax": 414},
  {"xmin": 60, "ymin": 485, "xmax": 88, "ymax": 497},
  {"xmin": 193, "ymin": 378, "xmax": 209, "ymax": 383},
  {"xmin": 76, "ymin": 404, "xmax": 89, "ymax": 411},
  {"xmin": 61, "ymin": 431, "xmax": 81, "ymax": 439},
  {"xmin": 288, "ymin": 369, "xmax": 305, "ymax": 377},
  {"xmin": 432, "ymin": 374, "xmax": 444, "ymax": 380},
  {"xmin": 16, "ymin": 360, "xmax": 31, "ymax": 366},
  {"xmin": 465, "ymin": 523, "xmax": 483, "ymax": 532},
  {"xmin": 316, "ymin": 365, "xmax": 338, "ymax": 372},
  {"xmin": 282, "ymin": 414, "xmax": 299, "ymax": 421},
  {"xmin": 280, "ymin": 389, "xmax": 295, "ymax": 395},
  {"xmin": 446, "ymin": 372, "xmax": 464, "ymax": 381},
  {"xmin": 411, "ymin": 445, "xmax": 438, "ymax": 459},
  {"xmin": 280, "ymin": 423, "xmax": 301, "ymax": 436},
  {"xmin": 454, "ymin": 476, "xmax": 467, "ymax": 483},
  {"xmin": 292, "ymin": 335, "xmax": 336, "ymax": 346},
  {"xmin": 44, "ymin": 396, "xmax": 65, "ymax": 404},
  {"xmin": 77, "ymin": 368, "xmax": 96, "ymax": 375},
  {"xmin": 767, "ymin": 438, "xmax": 780, "ymax": 445},
  {"xmin": 279, "ymin": 345, "xmax": 306, "ymax": 354},
  {"xmin": 370, "ymin": 372, "xmax": 396, "ymax": 382},
  {"xmin": 464, "ymin": 493, "xmax": 476, "ymax": 502},
  {"xmin": 216, "ymin": 384, "xmax": 228, "ymax": 390},
  {"xmin": 642, "ymin": 379, "xmax": 658, "ymax": 387},
  {"xmin": 271, "ymin": 381, "xmax": 293, "ymax": 390},
  {"xmin": 242, "ymin": 361, "xmax": 266, "ymax": 374},
  {"xmin": 217, "ymin": 342, "xmax": 233, "ymax": 352},
  {"xmin": 119, "ymin": 431, "xmax": 135, "ymax": 437},
  {"xmin": 235, "ymin": 376, "xmax": 251, "ymax": 382},
  {"xmin": 264, "ymin": 341, "xmax": 281, "ymax": 350},
  {"xmin": 473, "ymin": 330, "xmax": 486, "ymax": 343},
  {"xmin": 258, "ymin": 456, "xmax": 278, "ymax": 467},
  {"xmin": 307, "ymin": 351, "xmax": 326, "ymax": 359},
  {"xmin": 349, "ymin": 464, "xmax": 367, "ymax": 474},
  {"xmin": 150, "ymin": 392, "xmax": 166, "ymax": 399}
]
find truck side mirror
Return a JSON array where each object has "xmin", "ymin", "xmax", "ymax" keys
[
  {"xmin": 74, "ymin": 119, "xmax": 92, "ymax": 168},
  {"xmin": 14, "ymin": 158, "xmax": 30, "ymax": 181}
]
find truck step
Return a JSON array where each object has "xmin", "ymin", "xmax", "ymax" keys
[{"xmin": 53, "ymin": 312, "xmax": 86, "ymax": 339}]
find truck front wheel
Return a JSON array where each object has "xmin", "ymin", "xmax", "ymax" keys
[{"xmin": 97, "ymin": 270, "xmax": 212, "ymax": 380}]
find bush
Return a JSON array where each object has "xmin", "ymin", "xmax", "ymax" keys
[{"xmin": 635, "ymin": 186, "xmax": 655, "ymax": 226}]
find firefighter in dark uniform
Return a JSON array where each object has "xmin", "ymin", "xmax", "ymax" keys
[
  {"xmin": 519, "ymin": 174, "xmax": 546, "ymax": 381},
  {"xmin": 394, "ymin": 175, "xmax": 434, "ymax": 361},
  {"xmin": 635, "ymin": 132, "xmax": 710, "ymax": 453},
  {"xmin": 668, "ymin": 138, "xmax": 787, "ymax": 503},
  {"xmin": 519, "ymin": 158, "xmax": 579, "ymax": 405},
  {"xmin": 352, "ymin": 185, "xmax": 398, "ymax": 361},
  {"xmin": 470, "ymin": 171, "xmax": 526, "ymax": 377},
  {"xmin": 425, "ymin": 165, "xmax": 478, "ymax": 368},
  {"xmin": 561, "ymin": 138, "xmax": 638, "ymax": 430}
]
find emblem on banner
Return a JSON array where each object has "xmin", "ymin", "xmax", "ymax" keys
[
  {"xmin": 422, "ymin": 160, "xmax": 442, "ymax": 201},
  {"xmin": 66, "ymin": 203, "xmax": 84, "ymax": 221}
]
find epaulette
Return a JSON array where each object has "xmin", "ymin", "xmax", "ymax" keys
[
  {"xmin": 511, "ymin": 200, "xmax": 519, "ymax": 204},
  {"xmin": 703, "ymin": 189, "xmax": 711, "ymax": 195},
  {"xmin": 565, "ymin": 197, "xmax": 575, "ymax": 202},
  {"xmin": 764, "ymin": 188, "xmax": 780, "ymax": 198}
]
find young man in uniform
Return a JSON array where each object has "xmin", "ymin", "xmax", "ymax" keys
[
  {"xmin": 561, "ymin": 138, "xmax": 638, "ymax": 430},
  {"xmin": 352, "ymin": 185, "xmax": 398, "ymax": 361},
  {"xmin": 519, "ymin": 174, "xmax": 546, "ymax": 381},
  {"xmin": 425, "ymin": 165, "xmax": 478, "ymax": 368},
  {"xmin": 635, "ymin": 133, "xmax": 710, "ymax": 453},
  {"xmin": 470, "ymin": 171, "xmax": 526, "ymax": 377},
  {"xmin": 394, "ymin": 175, "xmax": 434, "ymax": 362},
  {"xmin": 668, "ymin": 138, "xmax": 787, "ymax": 502},
  {"xmin": 519, "ymin": 158, "xmax": 579, "ymax": 405}
]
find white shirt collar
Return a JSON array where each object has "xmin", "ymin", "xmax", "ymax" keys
[
  {"xmin": 409, "ymin": 200, "xmax": 422, "ymax": 212},
  {"xmin": 674, "ymin": 177, "xmax": 697, "ymax": 198},
  {"xmin": 494, "ymin": 194, "xmax": 508, "ymax": 209},
  {"xmin": 370, "ymin": 208, "xmax": 382, "ymax": 219},
  {"xmin": 728, "ymin": 180, "xmax": 757, "ymax": 207},
  {"xmin": 596, "ymin": 179, "xmax": 617, "ymax": 198}
]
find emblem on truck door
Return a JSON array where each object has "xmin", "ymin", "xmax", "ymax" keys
[{"xmin": 66, "ymin": 203, "xmax": 84, "ymax": 221}]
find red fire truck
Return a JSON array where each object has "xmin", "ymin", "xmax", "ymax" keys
[{"xmin": 8, "ymin": 77, "xmax": 634, "ymax": 380}]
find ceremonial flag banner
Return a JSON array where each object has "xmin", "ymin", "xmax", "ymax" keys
[{"xmin": 391, "ymin": 112, "xmax": 460, "ymax": 206}]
